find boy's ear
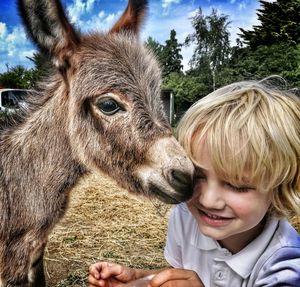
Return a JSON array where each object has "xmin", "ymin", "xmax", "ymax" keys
[{"xmin": 110, "ymin": 0, "xmax": 148, "ymax": 35}]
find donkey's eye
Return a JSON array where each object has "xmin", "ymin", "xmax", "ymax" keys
[{"xmin": 97, "ymin": 98, "xmax": 122, "ymax": 115}]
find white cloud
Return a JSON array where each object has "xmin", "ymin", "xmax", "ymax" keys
[
  {"xmin": 81, "ymin": 11, "xmax": 121, "ymax": 33},
  {"xmin": 228, "ymin": 1, "xmax": 260, "ymax": 44},
  {"xmin": 86, "ymin": 0, "xmax": 96, "ymax": 12},
  {"xmin": 162, "ymin": 0, "xmax": 181, "ymax": 14},
  {"xmin": 20, "ymin": 49, "xmax": 35, "ymax": 59},
  {"xmin": 238, "ymin": 1, "xmax": 247, "ymax": 10},
  {"xmin": 65, "ymin": 0, "xmax": 121, "ymax": 32},
  {"xmin": 67, "ymin": 0, "xmax": 86, "ymax": 22},
  {"xmin": 0, "ymin": 22, "xmax": 7, "ymax": 39},
  {"xmin": 1, "ymin": 26, "xmax": 28, "ymax": 55},
  {"xmin": 7, "ymin": 26, "xmax": 27, "ymax": 45},
  {"xmin": 98, "ymin": 10, "xmax": 105, "ymax": 19},
  {"xmin": 162, "ymin": 0, "xmax": 181, "ymax": 9},
  {"xmin": 0, "ymin": 24, "xmax": 35, "ymax": 72},
  {"xmin": 67, "ymin": 0, "xmax": 97, "ymax": 23},
  {"xmin": 187, "ymin": 8, "xmax": 198, "ymax": 18},
  {"xmin": 105, "ymin": 13, "xmax": 117, "ymax": 25}
]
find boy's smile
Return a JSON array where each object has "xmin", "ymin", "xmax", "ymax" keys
[
  {"xmin": 187, "ymin": 142, "xmax": 271, "ymax": 253},
  {"xmin": 197, "ymin": 207, "xmax": 235, "ymax": 227}
]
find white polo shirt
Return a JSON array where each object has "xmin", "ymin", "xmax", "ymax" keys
[{"xmin": 164, "ymin": 203, "xmax": 300, "ymax": 287}]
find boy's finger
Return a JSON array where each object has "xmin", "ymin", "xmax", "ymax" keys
[
  {"xmin": 150, "ymin": 269, "xmax": 201, "ymax": 287},
  {"xmin": 89, "ymin": 262, "xmax": 111, "ymax": 279},
  {"xmin": 88, "ymin": 274, "xmax": 102, "ymax": 287},
  {"xmin": 151, "ymin": 280, "xmax": 199, "ymax": 287},
  {"xmin": 89, "ymin": 268, "xmax": 100, "ymax": 279},
  {"xmin": 101, "ymin": 263, "xmax": 124, "ymax": 279}
]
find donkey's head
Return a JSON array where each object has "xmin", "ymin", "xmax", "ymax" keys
[{"xmin": 18, "ymin": 0, "xmax": 194, "ymax": 203}]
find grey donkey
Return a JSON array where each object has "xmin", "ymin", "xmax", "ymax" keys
[{"xmin": 0, "ymin": 0, "xmax": 195, "ymax": 286}]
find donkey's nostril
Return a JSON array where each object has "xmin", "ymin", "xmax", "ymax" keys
[
  {"xmin": 168, "ymin": 169, "xmax": 193, "ymax": 196},
  {"xmin": 170, "ymin": 169, "xmax": 191, "ymax": 186},
  {"xmin": 168, "ymin": 169, "xmax": 193, "ymax": 201}
]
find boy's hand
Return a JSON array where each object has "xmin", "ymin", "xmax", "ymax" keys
[
  {"xmin": 88, "ymin": 262, "xmax": 136, "ymax": 287},
  {"xmin": 150, "ymin": 268, "xmax": 204, "ymax": 287}
]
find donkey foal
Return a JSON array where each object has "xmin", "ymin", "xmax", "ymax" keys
[{"xmin": 0, "ymin": 0, "xmax": 194, "ymax": 286}]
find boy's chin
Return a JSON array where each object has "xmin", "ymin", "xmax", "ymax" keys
[{"xmin": 198, "ymin": 224, "xmax": 230, "ymax": 241}]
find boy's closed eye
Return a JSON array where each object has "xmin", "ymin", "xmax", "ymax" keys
[
  {"xmin": 223, "ymin": 182, "xmax": 255, "ymax": 193},
  {"xmin": 194, "ymin": 167, "xmax": 255, "ymax": 193}
]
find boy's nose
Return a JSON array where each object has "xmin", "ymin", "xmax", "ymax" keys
[{"xmin": 198, "ymin": 183, "xmax": 225, "ymax": 210}]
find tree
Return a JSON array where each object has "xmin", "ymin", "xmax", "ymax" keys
[
  {"xmin": 145, "ymin": 31, "xmax": 183, "ymax": 78},
  {"xmin": 185, "ymin": 8, "xmax": 231, "ymax": 90},
  {"xmin": 216, "ymin": 43, "xmax": 300, "ymax": 88},
  {"xmin": 239, "ymin": 0, "xmax": 300, "ymax": 48},
  {"xmin": 225, "ymin": 0, "xmax": 300, "ymax": 88},
  {"xmin": 161, "ymin": 29, "xmax": 183, "ymax": 77},
  {"xmin": 162, "ymin": 72, "xmax": 209, "ymax": 108},
  {"xmin": 0, "ymin": 65, "xmax": 35, "ymax": 89}
]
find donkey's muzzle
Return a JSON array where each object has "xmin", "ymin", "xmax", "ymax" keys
[{"xmin": 135, "ymin": 136, "xmax": 194, "ymax": 204}]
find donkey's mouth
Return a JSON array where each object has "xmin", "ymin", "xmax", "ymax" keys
[{"xmin": 148, "ymin": 183, "xmax": 181, "ymax": 204}]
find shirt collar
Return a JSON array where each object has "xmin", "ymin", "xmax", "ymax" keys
[
  {"xmin": 191, "ymin": 228, "xmax": 219, "ymax": 250},
  {"xmin": 186, "ymin": 204, "xmax": 219, "ymax": 251},
  {"xmin": 225, "ymin": 217, "xmax": 279, "ymax": 278}
]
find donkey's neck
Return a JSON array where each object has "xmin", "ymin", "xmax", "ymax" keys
[{"xmin": 0, "ymin": 83, "xmax": 86, "ymax": 222}]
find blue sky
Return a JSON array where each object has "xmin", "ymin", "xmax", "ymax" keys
[{"xmin": 0, "ymin": 0, "xmax": 272, "ymax": 73}]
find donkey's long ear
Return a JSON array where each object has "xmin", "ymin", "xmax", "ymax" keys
[
  {"xmin": 18, "ymin": 0, "xmax": 80, "ymax": 71},
  {"xmin": 110, "ymin": 0, "xmax": 148, "ymax": 35}
]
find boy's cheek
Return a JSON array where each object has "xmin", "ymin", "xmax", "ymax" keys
[
  {"xmin": 186, "ymin": 199, "xmax": 198, "ymax": 216},
  {"xmin": 186, "ymin": 200, "xmax": 192, "ymax": 210}
]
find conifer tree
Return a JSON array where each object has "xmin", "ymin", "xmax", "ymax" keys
[
  {"xmin": 239, "ymin": 0, "xmax": 300, "ymax": 48},
  {"xmin": 161, "ymin": 29, "xmax": 183, "ymax": 77}
]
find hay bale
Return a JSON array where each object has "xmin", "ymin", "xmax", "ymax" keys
[{"xmin": 45, "ymin": 172, "xmax": 170, "ymax": 286}]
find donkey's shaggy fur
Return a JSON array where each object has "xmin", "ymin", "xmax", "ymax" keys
[{"xmin": 0, "ymin": 1, "xmax": 194, "ymax": 286}]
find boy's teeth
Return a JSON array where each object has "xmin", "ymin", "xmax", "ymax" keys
[{"xmin": 206, "ymin": 212, "xmax": 222, "ymax": 219}]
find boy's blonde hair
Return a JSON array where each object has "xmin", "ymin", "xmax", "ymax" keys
[{"xmin": 177, "ymin": 78, "xmax": 300, "ymax": 218}]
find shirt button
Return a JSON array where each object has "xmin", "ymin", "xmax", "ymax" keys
[{"xmin": 216, "ymin": 271, "xmax": 223, "ymax": 279}]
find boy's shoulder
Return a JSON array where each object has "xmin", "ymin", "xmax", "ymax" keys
[
  {"xmin": 248, "ymin": 219, "xmax": 300, "ymax": 286},
  {"xmin": 253, "ymin": 218, "xmax": 300, "ymax": 265},
  {"xmin": 265, "ymin": 218, "xmax": 300, "ymax": 264},
  {"xmin": 274, "ymin": 219, "xmax": 300, "ymax": 248}
]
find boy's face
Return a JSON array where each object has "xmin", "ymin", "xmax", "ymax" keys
[{"xmin": 187, "ymin": 143, "xmax": 271, "ymax": 253}]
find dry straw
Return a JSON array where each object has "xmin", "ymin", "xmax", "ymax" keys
[{"xmin": 45, "ymin": 172, "xmax": 171, "ymax": 286}]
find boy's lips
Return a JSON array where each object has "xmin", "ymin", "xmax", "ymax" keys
[{"xmin": 197, "ymin": 207, "xmax": 234, "ymax": 226}]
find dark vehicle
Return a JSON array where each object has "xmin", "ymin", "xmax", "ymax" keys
[{"xmin": 0, "ymin": 89, "xmax": 29, "ymax": 112}]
